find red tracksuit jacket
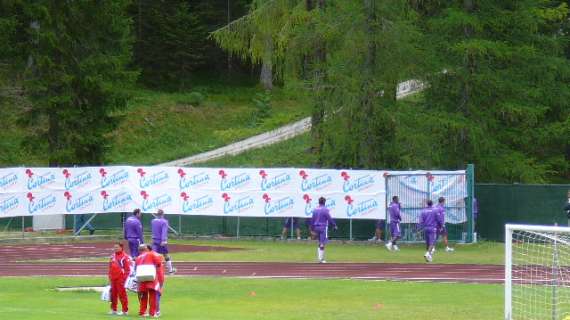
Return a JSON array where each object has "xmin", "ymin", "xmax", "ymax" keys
[
  {"xmin": 135, "ymin": 251, "xmax": 164, "ymax": 291},
  {"xmin": 109, "ymin": 251, "xmax": 131, "ymax": 281}
]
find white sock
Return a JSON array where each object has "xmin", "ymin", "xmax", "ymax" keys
[
  {"xmin": 167, "ymin": 260, "xmax": 173, "ymax": 272},
  {"xmin": 318, "ymin": 248, "xmax": 324, "ymax": 261}
]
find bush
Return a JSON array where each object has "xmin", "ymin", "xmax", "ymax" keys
[
  {"xmin": 178, "ymin": 91, "xmax": 205, "ymax": 106},
  {"xmin": 250, "ymin": 90, "xmax": 272, "ymax": 126}
]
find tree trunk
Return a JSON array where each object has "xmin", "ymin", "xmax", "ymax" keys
[
  {"xmin": 460, "ymin": 0, "xmax": 474, "ymax": 115},
  {"xmin": 259, "ymin": 35, "xmax": 273, "ymax": 90},
  {"xmin": 47, "ymin": 105, "xmax": 60, "ymax": 167},
  {"xmin": 227, "ymin": 0, "xmax": 232, "ymax": 76},
  {"xmin": 458, "ymin": 0, "xmax": 475, "ymax": 166},
  {"xmin": 359, "ymin": 0, "xmax": 377, "ymax": 167},
  {"xmin": 308, "ymin": 0, "xmax": 326, "ymax": 165}
]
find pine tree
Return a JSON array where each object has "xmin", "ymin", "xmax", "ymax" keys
[
  {"xmin": 305, "ymin": 0, "xmax": 424, "ymax": 168},
  {"xmin": 211, "ymin": 0, "xmax": 300, "ymax": 90},
  {"xmin": 420, "ymin": 0, "xmax": 570, "ymax": 182},
  {"xmin": 18, "ymin": 0, "xmax": 137, "ymax": 166},
  {"xmin": 212, "ymin": 0, "xmax": 424, "ymax": 168},
  {"xmin": 130, "ymin": 0, "xmax": 207, "ymax": 88}
]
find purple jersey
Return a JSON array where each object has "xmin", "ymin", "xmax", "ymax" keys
[
  {"xmin": 151, "ymin": 217, "xmax": 169, "ymax": 243},
  {"xmin": 435, "ymin": 203, "xmax": 445, "ymax": 225},
  {"xmin": 419, "ymin": 205, "xmax": 442, "ymax": 231},
  {"xmin": 124, "ymin": 216, "xmax": 144, "ymax": 241},
  {"xmin": 311, "ymin": 206, "xmax": 336, "ymax": 231},
  {"xmin": 388, "ymin": 202, "xmax": 401, "ymax": 223}
]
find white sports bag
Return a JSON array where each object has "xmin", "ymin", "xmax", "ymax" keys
[
  {"xmin": 124, "ymin": 274, "xmax": 138, "ymax": 292},
  {"xmin": 100, "ymin": 285, "xmax": 111, "ymax": 302},
  {"xmin": 135, "ymin": 264, "xmax": 156, "ymax": 282}
]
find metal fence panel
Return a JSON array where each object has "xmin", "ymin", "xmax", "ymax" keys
[{"xmin": 385, "ymin": 172, "xmax": 471, "ymax": 242}]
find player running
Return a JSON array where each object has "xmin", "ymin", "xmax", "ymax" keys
[
  {"xmin": 385, "ymin": 196, "xmax": 402, "ymax": 251},
  {"xmin": 311, "ymin": 197, "xmax": 337, "ymax": 263}
]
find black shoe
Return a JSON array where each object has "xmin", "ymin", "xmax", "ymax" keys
[{"xmin": 89, "ymin": 229, "xmax": 95, "ymax": 235}]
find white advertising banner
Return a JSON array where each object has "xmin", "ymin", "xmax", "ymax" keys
[{"xmin": 0, "ymin": 167, "xmax": 465, "ymax": 220}]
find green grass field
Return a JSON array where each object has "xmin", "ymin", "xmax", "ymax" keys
[
  {"xmin": 0, "ymin": 277, "xmax": 503, "ymax": 320},
  {"xmin": 169, "ymin": 239, "xmax": 504, "ymax": 265},
  {"xmin": 25, "ymin": 239, "xmax": 504, "ymax": 265}
]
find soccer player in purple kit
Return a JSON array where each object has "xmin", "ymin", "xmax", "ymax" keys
[
  {"xmin": 435, "ymin": 197, "xmax": 454, "ymax": 252},
  {"xmin": 419, "ymin": 200, "xmax": 442, "ymax": 262},
  {"xmin": 151, "ymin": 209, "xmax": 176, "ymax": 274},
  {"xmin": 305, "ymin": 217, "xmax": 316, "ymax": 240},
  {"xmin": 124, "ymin": 208, "xmax": 144, "ymax": 258},
  {"xmin": 311, "ymin": 197, "xmax": 337, "ymax": 263},
  {"xmin": 385, "ymin": 196, "xmax": 402, "ymax": 251},
  {"xmin": 281, "ymin": 217, "xmax": 301, "ymax": 240},
  {"xmin": 368, "ymin": 219, "xmax": 385, "ymax": 243}
]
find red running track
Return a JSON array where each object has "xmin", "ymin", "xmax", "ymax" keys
[
  {"xmin": 0, "ymin": 261, "xmax": 504, "ymax": 283},
  {"xmin": 0, "ymin": 243, "xmax": 504, "ymax": 283}
]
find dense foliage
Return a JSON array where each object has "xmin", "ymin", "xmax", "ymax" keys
[
  {"xmin": 1, "ymin": 0, "xmax": 136, "ymax": 165},
  {"xmin": 130, "ymin": 0, "xmax": 250, "ymax": 88},
  {"xmin": 0, "ymin": 0, "xmax": 568, "ymax": 182},
  {"xmin": 213, "ymin": 0, "xmax": 570, "ymax": 183}
]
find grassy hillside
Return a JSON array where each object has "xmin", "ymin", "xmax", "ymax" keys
[
  {"xmin": 0, "ymin": 84, "xmax": 310, "ymax": 166},
  {"xmin": 199, "ymin": 132, "xmax": 315, "ymax": 168},
  {"xmin": 198, "ymin": 93, "xmax": 426, "ymax": 168}
]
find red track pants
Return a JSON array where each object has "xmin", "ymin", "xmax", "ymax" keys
[
  {"xmin": 110, "ymin": 279, "xmax": 128, "ymax": 313},
  {"xmin": 139, "ymin": 289, "xmax": 157, "ymax": 316}
]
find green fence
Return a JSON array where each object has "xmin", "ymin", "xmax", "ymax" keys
[
  {"xmin": 0, "ymin": 213, "xmax": 380, "ymax": 240},
  {"xmin": 476, "ymin": 184, "xmax": 570, "ymax": 241}
]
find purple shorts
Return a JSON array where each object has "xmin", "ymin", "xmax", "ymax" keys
[
  {"xmin": 127, "ymin": 239, "xmax": 141, "ymax": 257},
  {"xmin": 390, "ymin": 222, "xmax": 401, "ymax": 238},
  {"xmin": 283, "ymin": 217, "xmax": 300, "ymax": 229},
  {"xmin": 314, "ymin": 226, "xmax": 328, "ymax": 246},
  {"xmin": 152, "ymin": 242, "xmax": 169, "ymax": 254},
  {"xmin": 438, "ymin": 226, "xmax": 448, "ymax": 236},
  {"xmin": 424, "ymin": 229, "xmax": 437, "ymax": 246},
  {"xmin": 376, "ymin": 219, "xmax": 386, "ymax": 229}
]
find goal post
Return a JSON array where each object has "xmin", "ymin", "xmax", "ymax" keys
[{"xmin": 505, "ymin": 224, "xmax": 570, "ymax": 320}]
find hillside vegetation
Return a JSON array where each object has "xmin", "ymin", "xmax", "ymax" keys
[{"xmin": 0, "ymin": 84, "xmax": 310, "ymax": 166}]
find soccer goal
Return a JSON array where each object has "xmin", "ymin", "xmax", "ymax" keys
[{"xmin": 505, "ymin": 224, "xmax": 570, "ymax": 320}]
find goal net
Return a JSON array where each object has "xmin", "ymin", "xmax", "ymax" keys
[{"xmin": 505, "ymin": 224, "xmax": 570, "ymax": 320}]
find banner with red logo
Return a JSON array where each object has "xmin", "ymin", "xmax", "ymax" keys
[{"xmin": 0, "ymin": 167, "xmax": 466, "ymax": 221}]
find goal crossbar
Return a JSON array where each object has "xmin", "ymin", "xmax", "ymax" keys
[{"xmin": 506, "ymin": 224, "xmax": 570, "ymax": 233}]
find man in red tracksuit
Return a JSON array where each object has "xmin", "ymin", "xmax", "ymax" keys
[
  {"xmin": 135, "ymin": 244, "xmax": 164, "ymax": 317},
  {"xmin": 108, "ymin": 243, "xmax": 131, "ymax": 315}
]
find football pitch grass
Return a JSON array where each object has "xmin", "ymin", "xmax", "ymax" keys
[
  {"xmin": 0, "ymin": 277, "xmax": 503, "ymax": 320},
  {"xmin": 27, "ymin": 239, "xmax": 505, "ymax": 265},
  {"xmin": 169, "ymin": 239, "xmax": 505, "ymax": 265}
]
